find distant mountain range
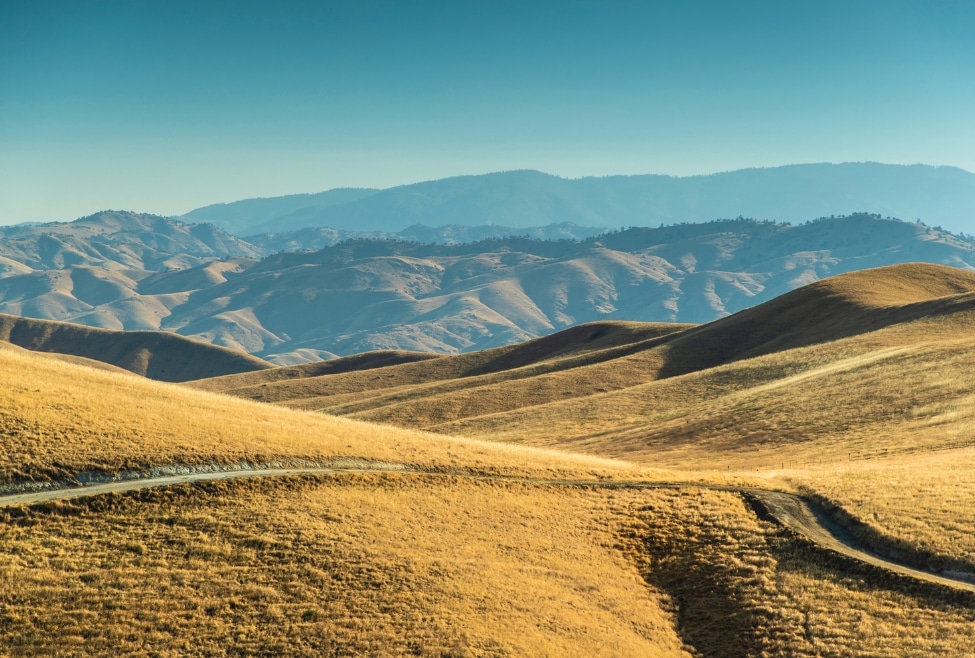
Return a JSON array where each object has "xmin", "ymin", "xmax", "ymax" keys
[
  {"xmin": 0, "ymin": 209, "xmax": 973, "ymax": 363},
  {"xmin": 178, "ymin": 163, "xmax": 975, "ymax": 237},
  {"xmin": 248, "ymin": 222, "xmax": 609, "ymax": 253}
]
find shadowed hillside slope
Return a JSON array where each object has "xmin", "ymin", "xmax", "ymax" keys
[
  {"xmin": 652, "ymin": 260, "xmax": 975, "ymax": 379},
  {"xmin": 192, "ymin": 321, "xmax": 691, "ymax": 405},
  {"xmin": 0, "ymin": 313, "xmax": 271, "ymax": 382}
]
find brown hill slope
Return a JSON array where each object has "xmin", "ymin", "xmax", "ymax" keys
[
  {"xmin": 195, "ymin": 349, "xmax": 444, "ymax": 391},
  {"xmin": 0, "ymin": 313, "xmax": 271, "ymax": 382},
  {"xmin": 0, "ymin": 339, "xmax": 130, "ymax": 374},
  {"xmin": 185, "ymin": 260, "xmax": 975, "ymax": 585},
  {"xmin": 191, "ymin": 321, "xmax": 691, "ymax": 407},
  {"xmin": 199, "ymin": 263, "xmax": 975, "ymax": 429},
  {"xmin": 415, "ymin": 264, "xmax": 975, "ymax": 468},
  {"xmin": 652, "ymin": 261, "xmax": 975, "ymax": 379},
  {"xmin": 198, "ymin": 264, "xmax": 975, "ymax": 454},
  {"xmin": 5, "ymin": 325, "xmax": 975, "ymax": 655}
]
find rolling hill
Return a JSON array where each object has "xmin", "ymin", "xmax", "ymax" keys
[
  {"xmin": 158, "ymin": 215, "xmax": 975, "ymax": 360},
  {"xmin": 193, "ymin": 260, "xmax": 975, "ymax": 588},
  {"xmin": 0, "ymin": 210, "xmax": 261, "ymax": 271},
  {"xmin": 245, "ymin": 221, "xmax": 609, "ymax": 252},
  {"xmin": 5, "ymin": 261, "xmax": 975, "ymax": 654},
  {"xmin": 181, "ymin": 187, "xmax": 380, "ymax": 235},
  {"xmin": 0, "ymin": 313, "xmax": 271, "ymax": 381},
  {"xmin": 196, "ymin": 262, "xmax": 975, "ymax": 466}
]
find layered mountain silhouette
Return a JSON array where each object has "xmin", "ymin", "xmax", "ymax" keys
[
  {"xmin": 248, "ymin": 222, "xmax": 608, "ymax": 252},
  {"xmin": 0, "ymin": 207, "xmax": 973, "ymax": 364},
  {"xmin": 179, "ymin": 163, "xmax": 975, "ymax": 236}
]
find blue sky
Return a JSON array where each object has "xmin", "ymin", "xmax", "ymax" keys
[{"xmin": 2, "ymin": 0, "xmax": 974, "ymax": 222}]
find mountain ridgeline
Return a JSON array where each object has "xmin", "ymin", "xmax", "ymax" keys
[{"xmin": 179, "ymin": 163, "xmax": 975, "ymax": 236}]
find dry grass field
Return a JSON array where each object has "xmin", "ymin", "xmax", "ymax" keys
[
  {"xmin": 0, "ymin": 344, "xmax": 657, "ymax": 487},
  {"xmin": 796, "ymin": 448, "xmax": 975, "ymax": 571},
  {"xmin": 0, "ymin": 477, "xmax": 691, "ymax": 656},
  {"xmin": 5, "ymin": 262, "xmax": 975, "ymax": 654},
  {"xmin": 5, "ymin": 472, "xmax": 975, "ymax": 656}
]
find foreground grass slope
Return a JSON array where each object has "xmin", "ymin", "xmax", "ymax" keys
[
  {"xmin": 0, "ymin": 346, "xmax": 643, "ymax": 486},
  {"xmin": 0, "ymin": 343, "xmax": 697, "ymax": 654},
  {"xmin": 5, "ymin": 470, "xmax": 975, "ymax": 655},
  {"xmin": 1, "ymin": 477, "xmax": 693, "ymax": 656}
]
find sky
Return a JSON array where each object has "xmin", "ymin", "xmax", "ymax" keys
[{"xmin": 2, "ymin": 0, "xmax": 974, "ymax": 223}]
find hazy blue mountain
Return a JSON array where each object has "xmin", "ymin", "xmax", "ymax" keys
[
  {"xmin": 180, "ymin": 187, "xmax": 380, "ymax": 235},
  {"xmin": 0, "ymin": 211, "xmax": 261, "ymax": 271},
  {"xmin": 180, "ymin": 163, "xmax": 975, "ymax": 237},
  {"xmin": 0, "ymin": 212, "xmax": 260, "ymax": 332},
  {"xmin": 247, "ymin": 222, "xmax": 609, "ymax": 253}
]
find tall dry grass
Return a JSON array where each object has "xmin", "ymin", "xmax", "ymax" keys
[
  {"xmin": 0, "ymin": 475, "xmax": 688, "ymax": 657},
  {"xmin": 0, "ymin": 347, "xmax": 652, "ymax": 486},
  {"xmin": 792, "ymin": 448, "xmax": 975, "ymax": 569}
]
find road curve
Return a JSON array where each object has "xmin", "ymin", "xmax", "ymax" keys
[{"xmin": 2, "ymin": 464, "xmax": 973, "ymax": 594}]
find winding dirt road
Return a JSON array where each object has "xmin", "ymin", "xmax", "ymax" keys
[{"xmin": 2, "ymin": 464, "xmax": 973, "ymax": 594}]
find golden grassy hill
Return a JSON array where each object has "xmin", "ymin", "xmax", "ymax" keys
[
  {"xmin": 0, "ymin": 312, "xmax": 272, "ymax": 382},
  {"xmin": 0, "ymin": 339, "xmax": 130, "ymax": 373},
  {"xmin": 419, "ymin": 262, "xmax": 975, "ymax": 463},
  {"xmin": 4, "ymin": 340, "xmax": 975, "ymax": 654},
  {"xmin": 194, "ymin": 262, "xmax": 975, "ymax": 436},
  {"xmin": 187, "ymin": 262, "xmax": 975, "ymax": 583},
  {"xmin": 196, "ymin": 348, "xmax": 444, "ymax": 390},
  {"xmin": 191, "ymin": 321, "xmax": 692, "ymax": 412}
]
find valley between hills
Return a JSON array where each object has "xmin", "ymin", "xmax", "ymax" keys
[{"xmin": 3, "ymin": 261, "xmax": 975, "ymax": 655}]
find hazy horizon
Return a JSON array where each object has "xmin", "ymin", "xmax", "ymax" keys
[{"xmin": 3, "ymin": 1, "xmax": 974, "ymax": 223}]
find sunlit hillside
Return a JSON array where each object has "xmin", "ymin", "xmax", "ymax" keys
[
  {"xmin": 4, "ymin": 209, "xmax": 975, "ymax": 364},
  {"xmin": 3, "ymin": 340, "xmax": 975, "ymax": 654},
  {"xmin": 192, "ymin": 261, "xmax": 975, "ymax": 604},
  {"xmin": 199, "ymin": 264, "xmax": 975, "ymax": 463},
  {"xmin": 5, "ymin": 263, "xmax": 975, "ymax": 654}
]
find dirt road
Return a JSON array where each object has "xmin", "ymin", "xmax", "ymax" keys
[{"xmin": 2, "ymin": 464, "xmax": 973, "ymax": 593}]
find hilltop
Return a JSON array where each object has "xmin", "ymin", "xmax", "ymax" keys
[{"xmin": 0, "ymin": 210, "xmax": 260, "ymax": 271}]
